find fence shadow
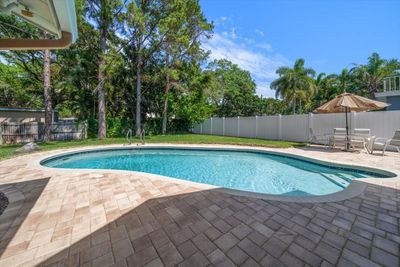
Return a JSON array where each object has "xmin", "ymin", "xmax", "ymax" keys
[
  {"xmin": 298, "ymin": 145, "xmax": 364, "ymax": 154},
  {"xmin": 300, "ymin": 144, "xmax": 398, "ymax": 157},
  {"xmin": 0, "ymin": 178, "xmax": 50, "ymax": 257}
]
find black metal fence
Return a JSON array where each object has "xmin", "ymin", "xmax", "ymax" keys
[{"xmin": 0, "ymin": 122, "xmax": 87, "ymax": 144}]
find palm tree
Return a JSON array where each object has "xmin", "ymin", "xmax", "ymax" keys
[
  {"xmin": 352, "ymin": 53, "xmax": 396, "ymax": 96},
  {"xmin": 313, "ymin": 73, "xmax": 328, "ymax": 107},
  {"xmin": 312, "ymin": 72, "xmax": 343, "ymax": 110},
  {"xmin": 271, "ymin": 59, "xmax": 315, "ymax": 114},
  {"xmin": 43, "ymin": 36, "xmax": 52, "ymax": 142},
  {"xmin": 332, "ymin": 68, "xmax": 353, "ymax": 94}
]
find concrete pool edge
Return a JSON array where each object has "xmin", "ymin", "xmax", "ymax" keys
[
  {"xmin": 31, "ymin": 144, "xmax": 399, "ymax": 203},
  {"xmin": 39, "ymin": 145, "xmax": 397, "ymax": 178}
]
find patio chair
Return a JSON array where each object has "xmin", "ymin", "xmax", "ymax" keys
[
  {"xmin": 308, "ymin": 128, "xmax": 330, "ymax": 147},
  {"xmin": 350, "ymin": 128, "xmax": 371, "ymax": 152},
  {"xmin": 372, "ymin": 129, "xmax": 400, "ymax": 156},
  {"xmin": 332, "ymin": 128, "xmax": 347, "ymax": 148}
]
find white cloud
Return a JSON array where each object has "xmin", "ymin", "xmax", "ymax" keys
[
  {"xmin": 257, "ymin": 83, "xmax": 276, "ymax": 98},
  {"xmin": 230, "ymin": 27, "xmax": 237, "ymax": 39},
  {"xmin": 243, "ymin": 37, "xmax": 254, "ymax": 44},
  {"xmin": 255, "ymin": 29, "xmax": 264, "ymax": 36},
  {"xmin": 256, "ymin": 43, "xmax": 273, "ymax": 52},
  {"xmin": 203, "ymin": 33, "xmax": 290, "ymax": 96}
]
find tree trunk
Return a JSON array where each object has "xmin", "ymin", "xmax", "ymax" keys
[
  {"xmin": 97, "ymin": 14, "xmax": 107, "ymax": 139},
  {"xmin": 162, "ymin": 51, "xmax": 170, "ymax": 135},
  {"xmin": 292, "ymin": 92, "xmax": 296, "ymax": 114},
  {"xmin": 162, "ymin": 78, "xmax": 170, "ymax": 135},
  {"xmin": 43, "ymin": 39, "xmax": 52, "ymax": 142},
  {"xmin": 97, "ymin": 73, "xmax": 106, "ymax": 139},
  {"xmin": 135, "ymin": 52, "xmax": 142, "ymax": 136},
  {"xmin": 369, "ymin": 85, "xmax": 376, "ymax": 98}
]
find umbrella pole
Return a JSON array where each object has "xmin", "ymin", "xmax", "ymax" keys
[{"xmin": 345, "ymin": 107, "xmax": 349, "ymax": 150}]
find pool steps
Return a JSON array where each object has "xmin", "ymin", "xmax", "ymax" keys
[{"xmin": 323, "ymin": 173, "xmax": 351, "ymax": 188}]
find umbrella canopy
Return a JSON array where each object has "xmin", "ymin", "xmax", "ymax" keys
[
  {"xmin": 313, "ymin": 93, "xmax": 389, "ymax": 150},
  {"xmin": 314, "ymin": 92, "xmax": 389, "ymax": 113}
]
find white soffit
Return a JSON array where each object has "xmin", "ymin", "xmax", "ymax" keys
[{"xmin": 0, "ymin": 0, "xmax": 77, "ymax": 42}]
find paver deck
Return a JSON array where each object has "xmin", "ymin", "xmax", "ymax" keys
[{"xmin": 0, "ymin": 144, "xmax": 399, "ymax": 266}]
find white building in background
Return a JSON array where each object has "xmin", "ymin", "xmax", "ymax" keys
[
  {"xmin": 0, "ymin": 107, "xmax": 58, "ymax": 123},
  {"xmin": 375, "ymin": 74, "xmax": 400, "ymax": 111}
]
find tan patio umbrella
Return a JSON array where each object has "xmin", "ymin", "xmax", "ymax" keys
[{"xmin": 314, "ymin": 92, "xmax": 389, "ymax": 150}]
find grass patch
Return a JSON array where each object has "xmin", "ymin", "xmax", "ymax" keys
[{"xmin": 0, "ymin": 134, "xmax": 304, "ymax": 161}]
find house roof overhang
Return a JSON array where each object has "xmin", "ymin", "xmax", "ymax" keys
[
  {"xmin": 0, "ymin": 107, "xmax": 58, "ymax": 113},
  {"xmin": 0, "ymin": 0, "xmax": 77, "ymax": 50}
]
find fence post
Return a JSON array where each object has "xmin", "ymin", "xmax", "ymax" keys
[
  {"xmin": 84, "ymin": 121, "xmax": 88, "ymax": 139},
  {"xmin": 308, "ymin": 113, "xmax": 313, "ymax": 140},
  {"xmin": 237, "ymin": 116, "xmax": 240, "ymax": 137},
  {"xmin": 351, "ymin": 112, "xmax": 357, "ymax": 134},
  {"xmin": 278, "ymin": 114, "xmax": 282, "ymax": 140},
  {"xmin": 0, "ymin": 123, "xmax": 2, "ymax": 145},
  {"xmin": 200, "ymin": 123, "xmax": 203, "ymax": 134},
  {"xmin": 222, "ymin": 117, "xmax": 225, "ymax": 136},
  {"xmin": 210, "ymin": 118, "xmax": 213, "ymax": 135},
  {"xmin": 255, "ymin": 116, "xmax": 258, "ymax": 138}
]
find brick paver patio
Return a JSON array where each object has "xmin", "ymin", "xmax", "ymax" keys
[{"xmin": 0, "ymin": 144, "xmax": 399, "ymax": 266}]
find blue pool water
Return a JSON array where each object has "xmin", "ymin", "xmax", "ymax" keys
[{"xmin": 42, "ymin": 148, "xmax": 389, "ymax": 196}]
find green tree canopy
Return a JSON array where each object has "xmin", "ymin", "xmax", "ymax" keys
[{"xmin": 206, "ymin": 59, "xmax": 261, "ymax": 117}]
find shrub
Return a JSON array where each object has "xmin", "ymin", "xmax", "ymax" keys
[
  {"xmin": 87, "ymin": 117, "xmax": 191, "ymax": 137},
  {"xmin": 87, "ymin": 117, "xmax": 132, "ymax": 138},
  {"xmin": 144, "ymin": 118, "xmax": 192, "ymax": 135}
]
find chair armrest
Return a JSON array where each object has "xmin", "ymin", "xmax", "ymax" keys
[
  {"xmin": 374, "ymin": 138, "xmax": 391, "ymax": 143},
  {"xmin": 332, "ymin": 134, "xmax": 346, "ymax": 139},
  {"xmin": 374, "ymin": 137, "xmax": 392, "ymax": 145}
]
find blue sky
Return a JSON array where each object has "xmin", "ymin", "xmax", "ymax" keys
[{"xmin": 200, "ymin": 0, "xmax": 400, "ymax": 97}]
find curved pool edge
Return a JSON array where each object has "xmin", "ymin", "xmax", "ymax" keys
[{"xmin": 32, "ymin": 144, "xmax": 400, "ymax": 203}]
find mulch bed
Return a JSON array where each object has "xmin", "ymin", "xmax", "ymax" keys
[{"xmin": 0, "ymin": 192, "xmax": 9, "ymax": 216}]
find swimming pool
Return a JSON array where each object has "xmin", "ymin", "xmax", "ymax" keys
[{"xmin": 41, "ymin": 147, "xmax": 392, "ymax": 196}]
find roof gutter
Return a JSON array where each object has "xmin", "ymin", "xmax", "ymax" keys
[{"xmin": 0, "ymin": 31, "xmax": 72, "ymax": 50}]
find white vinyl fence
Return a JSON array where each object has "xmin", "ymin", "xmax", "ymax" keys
[{"xmin": 192, "ymin": 110, "xmax": 400, "ymax": 143}]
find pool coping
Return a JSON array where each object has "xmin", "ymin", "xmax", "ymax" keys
[{"xmin": 27, "ymin": 144, "xmax": 400, "ymax": 203}]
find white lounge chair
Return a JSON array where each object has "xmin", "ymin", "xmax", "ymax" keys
[
  {"xmin": 372, "ymin": 129, "xmax": 400, "ymax": 155},
  {"xmin": 351, "ymin": 128, "xmax": 372, "ymax": 152},
  {"xmin": 332, "ymin": 128, "xmax": 347, "ymax": 148},
  {"xmin": 353, "ymin": 128, "xmax": 371, "ymax": 137}
]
